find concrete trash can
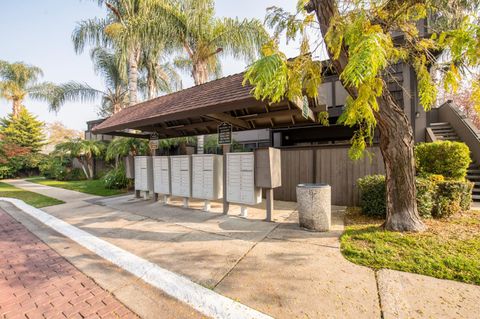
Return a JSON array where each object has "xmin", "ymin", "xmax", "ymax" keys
[{"xmin": 296, "ymin": 183, "xmax": 331, "ymax": 231}]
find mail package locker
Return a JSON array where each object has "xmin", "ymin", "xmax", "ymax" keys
[
  {"xmin": 192, "ymin": 154, "xmax": 223, "ymax": 200},
  {"xmin": 226, "ymin": 152, "xmax": 262, "ymax": 205},
  {"xmin": 170, "ymin": 155, "xmax": 191, "ymax": 197},
  {"xmin": 153, "ymin": 156, "xmax": 171, "ymax": 195},
  {"xmin": 134, "ymin": 156, "xmax": 154, "ymax": 192}
]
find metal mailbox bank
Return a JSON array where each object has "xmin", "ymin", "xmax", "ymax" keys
[
  {"xmin": 134, "ymin": 156, "xmax": 154, "ymax": 199},
  {"xmin": 192, "ymin": 154, "xmax": 223, "ymax": 211},
  {"xmin": 153, "ymin": 156, "xmax": 171, "ymax": 203},
  {"xmin": 170, "ymin": 155, "xmax": 192, "ymax": 207},
  {"xmin": 226, "ymin": 152, "xmax": 262, "ymax": 217}
]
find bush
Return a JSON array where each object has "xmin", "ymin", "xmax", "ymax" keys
[
  {"xmin": 415, "ymin": 178, "xmax": 436, "ymax": 218},
  {"xmin": 433, "ymin": 180, "xmax": 474, "ymax": 218},
  {"xmin": 103, "ymin": 164, "xmax": 129, "ymax": 189},
  {"xmin": 357, "ymin": 175, "xmax": 386, "ymax": 217},
  {"xmin": 357, "ymin": 175, "xmax": 473, "ymax": 219},
  {"xmin": 415, "ymin": 141, "xmax": 471, "ymax": 180}
]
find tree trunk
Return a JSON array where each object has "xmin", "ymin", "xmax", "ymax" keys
[
  {"xmin": 376, "ymin": 93, "xmax": 426, "ymax": 231},
  {"xmin": 128, "ymin": 48, "xmax": 140, "ymax": 106},
  {"xmin": 307, "ymin": 0, "xmax": 425, "ymax": 231},
  {"xmin": 113, "ymin": 103, "xmax": 121, "ymax": 114},
  {"xmin": 12, "ymin": 99, "xmax": 22, "ymax": 118},
  {"xmin": 147, "ymin": 70, "xmax": 157, "ymax": 100},
  {"xmin": 192, "ymin": 61, "xmax": 209, "ymax": 154}
]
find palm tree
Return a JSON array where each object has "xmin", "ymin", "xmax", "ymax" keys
[
  {"xmin": 140, "ymin": 43, "xmax": 182, "ymax": 99},
  {"xmin": 105, "ymin": 137, "xmax": 149, "ymax": 166},
  {"xmin": 0, "ymin": 60, "xmax": 55, "ymax": 117},
  {"xmin": 138, "ymin": 0, "xmax": 268, "ymax": 151},
  {"xmin": 147, "ymin": 0, "xmax": 268, "ymax": 86},
  {"xmin": 72, "ymin": 0, "xmax": 168, "ymax": 106},
  {"xmin": 55, "ymin": 138, "xmax": 106, "ymax": 179},
  {"xmin": 47, "ymin": 48, "xmax": 129, "ymax": 116}
]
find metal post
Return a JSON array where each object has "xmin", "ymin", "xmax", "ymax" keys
[
  {"xmin": 222, "ymin": 144, "xmax": 230, "ymax": 214},
  {"xmin": 135, "ymin": 190, "xmax": 141, "ymax": 198},
  {"xmin": 266, "ymin": 188, "xmax": 273, "ymax": 222}
]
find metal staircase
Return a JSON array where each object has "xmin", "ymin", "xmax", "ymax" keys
[{"xmin": 428, "ymin": 122, "xmax": 480, "ymax": 201}]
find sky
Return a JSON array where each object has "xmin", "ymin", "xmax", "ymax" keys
[{"xmin": 0, "ymin": 0, "xmax": 300, "ymax": 131}]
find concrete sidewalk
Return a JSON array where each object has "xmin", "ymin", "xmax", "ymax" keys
[{"xmin": 2, "ymin": 179, "xmax": 480, "ymax": 318}]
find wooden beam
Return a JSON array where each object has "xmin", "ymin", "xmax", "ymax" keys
[
  {"xmin": 290, "ymin": 96, "xmax": 316, "ymax": 122},
  {"xmin": 205, "ymin": 113, "xmax": 250, "ymax": 129}
]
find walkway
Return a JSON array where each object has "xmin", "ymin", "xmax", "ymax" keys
[
  {"xmin": 2, "ymin": 179, "xmax": 480, "ymax": 318},
  {"xmin": 0, "ymin": 208, "xmax": 136, "ymax": 319}
]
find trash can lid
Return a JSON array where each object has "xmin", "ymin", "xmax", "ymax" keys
[{"xmin": 297, "ymin": 183, "xmax": 330, "ymax": 188}]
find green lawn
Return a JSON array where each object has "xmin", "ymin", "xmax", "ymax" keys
[
  {"xmin": 341, "ymin": 208, "xmax": 480, "ymax": 285},
  {"xmin": 28, "ymin": 177, "xmax": 128, "ymax": 197},
  {"xmin": 0, "ymin": 182, "xmax": 64, "ymax": 208}
]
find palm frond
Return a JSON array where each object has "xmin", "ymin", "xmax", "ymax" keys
[
  {"xmin": 40, "ymin": 82, "xmax": 104, "ymax": 113},
  {"xmin": 72, "ymin": 17, "xmax": 112, "ymax": 54}
]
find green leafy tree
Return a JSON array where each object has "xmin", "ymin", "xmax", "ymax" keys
[
  {"xmin": 54, "ymin": 138, "xmax": 106, "ymax": 179},
  {"xmin": 244, "ymin": 0, "xmax": 480, "ymax": 231},
  {"xmin": 0, "ymin": 107, "xmax": 45, "ymax": 152},
  {"xmin": 0, "ymin": 60, "xmax": 55, "ymax": 117},
  {"xmin": 46, "ymin": 48, "xmax": 129, "ymax": 116},
  {"xmin": 105, "ymin": 137, "xmax": 149, "ymax": 166}
]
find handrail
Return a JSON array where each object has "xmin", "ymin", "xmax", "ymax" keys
[
  {"xmin": 437, "ymin": 101, "xmax": 480, "ymax": 164},
  {"xmin": 425, "ymin": 127, "xmax": 437, "ymax": 142}
]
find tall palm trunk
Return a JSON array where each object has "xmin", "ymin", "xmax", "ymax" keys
[
  {"xmin": 192, "ymin": 60, "xmax": 209, "ymax": 154},
  {"xmin": 147, "ymin": 70, "xmax": 158, "ymax": 100},
  {"xmin": 128, "ymin": 48, "xmax": 140, "ymax": 106},
  {"xmin": 12, "ymin": 99, "xmax": 22, "ymax": 118},
  {"xmin": 306, "ymin": 0, "xmax": 425, "ymax": 231},
  {"xmin": 113, "ymin": 103, "xmax": 122, "ymax": 114}
]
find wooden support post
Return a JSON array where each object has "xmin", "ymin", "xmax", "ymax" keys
[
  {"xmin": 222, "ymin": 144, "xmax": 230, "ymax": 214},
  {"xmin": 266, "ymin": 188, "xmax": 274, "ymax": 222}
]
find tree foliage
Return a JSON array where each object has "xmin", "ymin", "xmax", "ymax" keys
[
  {"xmin": 0, "ymin": 60, "xmax": 56, "ymax": 116},
  {"xmin": 0, "ymin": 107, "xmax": 45, "ymax": 152},
  {"xmin": 243, "ymin": 0, "xmax": 480, "ymax": 159},
  {"xmin": 54, "ymin": 138, "xmax": 106, "ymax": 179}
]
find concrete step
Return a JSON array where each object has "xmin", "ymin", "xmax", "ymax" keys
[
  {"xmin": 431, "ymin": 127, "xmax": 454, "ymax": 131},
  {"xmin": 430, "ymin": 122, "xmax": 450, "ymax": 126},
  {"xmin": 435, "ymin": 132, "xmax": 458, "ymax": 137},
  {"xmin": 468, "ymin": 169, "xmax": 480, "ymax": 174},
  {"xmin": 467, "ymin": 175, "xmax": 480, "ymax": 180},
  {"xmin": 438, "ymin": 137, "xmax": 460, "ymax": 141},
  {"xmin": 472, "ymin": 195, "xmax": 480, "ymax": 201}
]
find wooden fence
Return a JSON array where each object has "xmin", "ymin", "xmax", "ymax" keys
[{"xmin": 273, "ymin": 145, "xmax": 385, "ymax": 206}]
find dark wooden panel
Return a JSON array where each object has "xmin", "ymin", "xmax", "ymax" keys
[{"xmin": 273, "ymin": 146, "xmax": 385, "ymax": 205}]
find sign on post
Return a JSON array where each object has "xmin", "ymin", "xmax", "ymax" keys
[
  {"xmin": 218, "ymin": 122, "xmax": 232, "ymax": 145},
  {"xmin": 149, "ymin": 132, "xmax": 159, "ymax": 150},
  {"xmin": 302, "ymin": 95, "xmax": 310, "ymax": 119}
]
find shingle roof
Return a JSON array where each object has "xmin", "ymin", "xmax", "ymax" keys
[{"xmin": 92, "ymin": 72, "xmax": 256, "ymax": 134}]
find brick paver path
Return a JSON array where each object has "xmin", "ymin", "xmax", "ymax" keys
[{"xmin": 0, "ymin": 209, "xmax": 137, "ymax": 319}]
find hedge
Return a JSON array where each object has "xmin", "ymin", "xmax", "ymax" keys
[
  {"xmin": 357, "ymin": 175, "xmax": 473, "ymax": 218},
  {"xmin": 415, "ymin": 141, "xmax": 471, "ymax": 180}
]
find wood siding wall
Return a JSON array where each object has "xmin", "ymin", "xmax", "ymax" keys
[{"xmin": 273, "ymin": 146, "xmax": 385, "ymax": 206}]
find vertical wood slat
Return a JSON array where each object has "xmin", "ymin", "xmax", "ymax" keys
[{"xmin": 274, "ymin": 146, "xmax": 385, "ymax": 205}]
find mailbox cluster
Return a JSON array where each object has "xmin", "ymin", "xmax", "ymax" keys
[{"xmin": 134, "ymin": 148, "xmax": 281, "ymax": 217}]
